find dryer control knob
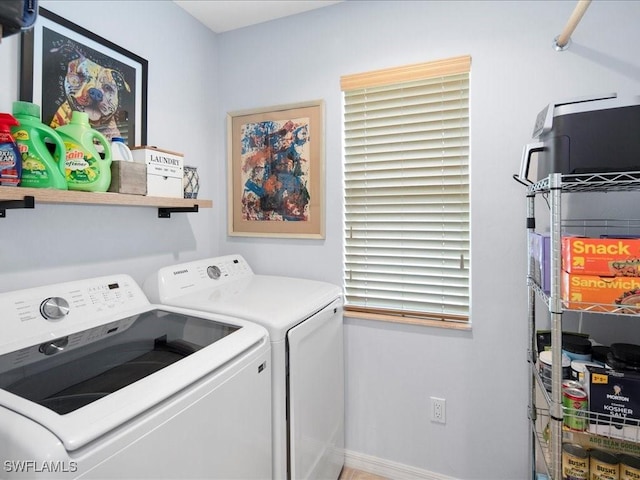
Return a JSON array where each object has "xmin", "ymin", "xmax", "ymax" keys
[
  {"xmin": 40, "ymin": 297, "xmax": 70, "ymax": 320},
  {"xmin": 207, "ymin": 265, "xmax": 222, "ymax": 280}
]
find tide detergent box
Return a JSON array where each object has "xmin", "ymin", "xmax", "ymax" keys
[
  {"xmin": 562, "ymin": 271, "xmax": 640, "ymax": 312},
  {"xmin": 562, "ymin": 236, "xmax": 640, "ymax": 277}
]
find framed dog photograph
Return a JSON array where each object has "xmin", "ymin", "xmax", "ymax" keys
[
  {"xmin": 20, "ymin": 7, "xmax": 147, "ymax": 147},
  {"xmin": 227, "ymin": 100, "xmax": 325, "ymax": 239}
]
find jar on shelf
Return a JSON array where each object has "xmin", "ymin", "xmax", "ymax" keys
[{"xmin": 183, "ymin": 166, "xmax": 199, "ymax": 199}]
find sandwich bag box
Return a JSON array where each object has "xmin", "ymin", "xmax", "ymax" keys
[
  {"xmin": 562, "ymin": 236, "xmax": 640, "ymax": 277},
  {"xmin": 586, "ymin": 365, "xmax": 640, "ymax": 440},
  {"xmin": 561, "ymin": 271, "xmax": 640, "ymax": 311},
  {"xmin": 131, "ymin": 147, "xmax": 184, "ymax": 198}
]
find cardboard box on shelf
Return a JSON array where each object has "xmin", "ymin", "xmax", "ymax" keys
[
  {"xmin": 585, "ymin": 366, "xmax": 640, "ymax": 442},
  {"xmin": 530, "ymin": 231, "xmax": 551, "ymax": 294},
  {"xmin": 109, "ymin": 161, "xmax": 147, "ymax": 195},
  {"xmin": 563, "ymin": 427, "xmax": 640, "ymax": 456},
  {"xmin": 561, "ymin": 271, "xmax": 640, "ymax": 312},
  {"xmin": 131, "ymin": 147, "xmax": 184, "ymax": 198},
  {"xmin": 562, "ymin": 236, "xmax": 640, "ymax": 277}
]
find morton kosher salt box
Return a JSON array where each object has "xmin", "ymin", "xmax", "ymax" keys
[
  {"xmin": 563, "ymin": 236, "xmax": 640, "ymax": 277},
  {"xmin": 131, "ymin": 147, "xmax": 183, "ymax": 198},
  {"xmin": 586, "ymin": 365, "xmax": 640, "ymax": 440}
]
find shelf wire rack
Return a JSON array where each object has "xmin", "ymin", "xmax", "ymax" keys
[{"xmin": 528, "ymin": 171, "xmax": 640, "ymax": 194}]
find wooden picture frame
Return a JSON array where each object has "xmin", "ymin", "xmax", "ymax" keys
[
  {"xmin": 19, "ymin": 7, "xmax": 148, "ymax": 147},
  {"xmin": 227, "ymin": 100, "xmax": 325, "ymax": 239}
]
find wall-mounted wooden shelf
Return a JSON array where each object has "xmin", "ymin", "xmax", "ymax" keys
[{"xmin": 0, "ymin": 186, "xmax": 212, "ymax": 218}]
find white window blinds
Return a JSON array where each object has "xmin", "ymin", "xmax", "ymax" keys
[{"xmin": 342, "ymin": 55, "xmax": 470, "ymax": 322}]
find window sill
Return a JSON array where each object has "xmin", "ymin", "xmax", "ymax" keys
[{"xmin": 343, "ymin": 309, "xmax": 472, "ymax": 331}]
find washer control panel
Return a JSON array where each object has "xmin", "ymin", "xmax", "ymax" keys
[{"xmin": 0, "ymin": 275, "xmax": 149, "ymax": 356}]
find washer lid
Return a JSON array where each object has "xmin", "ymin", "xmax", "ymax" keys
[
  {"xmin": 161, "ymin": 275, "xmax": 342, "ymax": 341},
  {"xmin": 0, "ymin": 306, "xmax": 268, "ymax": 451}
]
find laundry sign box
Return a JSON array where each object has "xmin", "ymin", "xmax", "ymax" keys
[{"xmin": 131, "ymin": 147, "xmax": 184, "ymax": 198}]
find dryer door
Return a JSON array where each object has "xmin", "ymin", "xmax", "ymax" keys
[{"xmin": 287, "ymin": 298, "xmax": 344, "ymax": 480}]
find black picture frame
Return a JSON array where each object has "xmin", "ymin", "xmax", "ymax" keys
[{"xmin": 19, "ymin": 7, "xmax": 148, "ymax": 146}]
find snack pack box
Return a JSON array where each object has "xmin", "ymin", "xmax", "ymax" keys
[
  {"xmin": 562, "ymin": 271, "xmax": 640, "ymax": 312},
  {"xmin": 562, "ymin": 236, "xmax": 640, "ymax": 277}
]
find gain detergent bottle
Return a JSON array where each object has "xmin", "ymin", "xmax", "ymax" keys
[
  {"xmin": 55, "ymin": 111, "xmax": 112, "ymax": 192},
  {"xmin": 12, "ymin": 101, "xmax": 68, "ymax": 190}
]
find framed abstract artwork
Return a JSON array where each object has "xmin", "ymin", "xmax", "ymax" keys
[
  {"xmin": 20, "ymin": 7, "xmax": 147, "ymax": 147},
  {"xmin": 227, "ymin": 100, "xmax": 325, "ymax": 238}
]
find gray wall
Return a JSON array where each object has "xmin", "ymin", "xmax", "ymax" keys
[
  {"xmin": 215, "ymin": 1, "xmax": 640, "ymax": 479},
  {"xmin": 2, "ymin": 1, "xmax": 640, "ymax": 479}
]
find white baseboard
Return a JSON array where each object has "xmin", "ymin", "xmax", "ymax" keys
[{"xmin": 344, "ymin": 450, "xmax": 458, "ymax": 480}]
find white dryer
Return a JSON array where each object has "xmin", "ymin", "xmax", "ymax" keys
[
  {"xmin": 144, "ymin": 255, "xmax": 345, "ymax": 480},
  {"xmin": 0, "ymin": 274, "xmax": 272, "ymax": 479}
]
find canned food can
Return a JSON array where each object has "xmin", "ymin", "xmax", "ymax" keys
[
  {"xmin": 571, "ymin": 360, "xmax": 602, "ymax": 383},
  {"xmin": 539, "ymin": 350, "xmax": 572, "ymax": 392},
  {"xmin": 562, "ymin": 443, "xmax": 589, "ymax": 480},
  {"xmin": 563, "ymin": 387, "xmax": 588, "ymax": 431},
  {"xmin": 620, "ymin": 453, "xmax": 640, "ymax": 480},
  {"xmin": 590, "ymin": 448, "xmax": 620, "ymax": 480},
  {"xmin": 563, "ymin": 379, "xmax": 585, "ymax": 391}
]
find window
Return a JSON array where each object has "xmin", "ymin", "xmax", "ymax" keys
[{"xmin": 341, "ymin": 55, "xmax": 470, "ymax": 325}]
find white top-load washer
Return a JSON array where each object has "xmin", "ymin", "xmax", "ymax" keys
[
  {"xmin": 0, "ymin": 274, "xmax": 272, "ymax": 479},
  {"xmin": 144, "ymin": 254, "xmax": 345, "ymax": 480}
]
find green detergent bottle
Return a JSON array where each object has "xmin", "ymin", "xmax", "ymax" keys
[
  {"xmin": 12, "ymin": 101, "xmax": 68, "ymax": 190},
  {"xmin": 55, "ymin": 111, "xmax": 112, "ymax": 192}
]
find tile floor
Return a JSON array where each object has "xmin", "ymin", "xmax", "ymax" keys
[{"xmin": 339, "ymin": 467, "xmax": 389, "ymax": 480}]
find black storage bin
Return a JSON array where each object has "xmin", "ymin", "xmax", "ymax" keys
[
  {"xmin": 520, "ymin": 94, "xmax": 640, "ymax": 183},
  {"xmin": 0, "ymin": 0, "xmax": 37, "ymax": 39}
]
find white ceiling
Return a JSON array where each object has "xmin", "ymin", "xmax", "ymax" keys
[{"xmin": 173, "ymin": 0, "xmax": 343, "ymax": 34}]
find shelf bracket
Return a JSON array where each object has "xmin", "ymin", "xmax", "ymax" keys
[
  {"xmin": 158, "ymin": 205, "xmax": 199, "ymax": 218},
  {"xmin": 0, "ymin": 196, "xmax": 35, "ymax": 217}
]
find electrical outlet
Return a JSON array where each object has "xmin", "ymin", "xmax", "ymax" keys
[{"xmin": 431, "ymin": 397, "xmax": 446, "ymax": 424}]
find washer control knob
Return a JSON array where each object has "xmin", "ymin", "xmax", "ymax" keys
[
  {"xmin": 207, "ymin": 265, "xmax": 222, "ymax": 280},
  {"xmin": 39, "ymin": 336, "xmax": 69, "ymax": 356},
  {"xmin": 40, "ymin": 297, "xmax": 70, "ymax": 320}
]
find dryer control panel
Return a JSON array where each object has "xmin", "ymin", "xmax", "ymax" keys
[
  {"xmin": 202, "ymin": 256, "xmax": 252, "ymax": 280},
  {"xmin": 145, "ymin": 255, "xmax": 255, "ymax": 303},
  {"xmin": 0, "ymin": 275, "xmax": 149, "ymax": 356}
]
